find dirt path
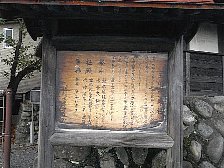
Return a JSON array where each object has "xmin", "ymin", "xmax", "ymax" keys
[{"xmin": 0, "ymin": 144, "xmax": 38, "ymax": 168}]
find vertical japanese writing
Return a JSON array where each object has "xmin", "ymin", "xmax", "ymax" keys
[
  {"xmin": 118, "ymin": 56, "xmax": 122, "ymax": 83},
  {"xmin": 88, "ymin": 78, "xmax": 93, "ymax": 126},
  {"xmin": 150, "ymin": 56, "xmax": 156, "ymax": 120},
  {"xmin": 58, "ymin": 52, "xmax": 167, "ymax": 130},
  {"xmin": 82, "ymin": 78, "xmax": 88, "ymax": 125},
  {"xmin": 144, "ymin": 56, "xmax": 149, "ymax": 124},
  {"xmin": 130, "ymin": 57, "xmax": 135, "ymax": 128},
  {"xmin": 74, "ymin": 58, "xmax": 81, "ymax": 73},
  {"xmin": 99, "ymin": 58, "xmax": 106, "ymax": 126},
  {"xmin": 95, "ymin": 78, "xmax": 101, "ymax": 126},
  {"xmin": 99, "ymin": 58, "xmax": 105, "ymax": 74},
  {"xmin": 74, "ymin": 77, "xmax": 79, "ymax": 114},
  {"xmin": 60, "ymin": 84, "xmax": 68, "ymax": 122},
  {"xmin": 85, "ymin": 59, "xmax": 93, "ymax": 74},
  {"xmin": 110, "ymin": 56, "xmax": 116, "ymax": 121},
  {"xmin": 138, "ymin": 57, "xmax": 141, "ymax": 90},
  {"xmin": 123, "ymin": 56, "xmax": 128, "ymax": 128},
  {"xmin": 101, "ymin": 77, "xmax": 106, "ymax": 126}
]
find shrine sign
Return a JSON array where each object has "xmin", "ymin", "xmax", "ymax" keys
[{"xmin": 56, "ymin": 51, "xmax": 168, "ymax": 130}]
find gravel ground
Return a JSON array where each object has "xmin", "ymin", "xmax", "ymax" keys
[{"xmin": 0, "ymin": 144, "xmax": 38, "ymax": 168}]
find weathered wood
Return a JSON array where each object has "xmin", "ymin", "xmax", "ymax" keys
[
  {"xmin": 190, "ymin": 67, "xmax": 222, "ymax": 77},
  {"xmin": 50, "ymin": 130, "xmax": 174, "ymax": 148},
  {"xmin": 1, "ymin": 0, "xmax": 223, "ymax": 10},
  {"xmin": 38, "ymin": 37, "xmax": 56, "ymax": 168},
  {"xmin": 56, "ymin": 51, "xmax": 168, "ymax": 131},
  {"xmin": 52, "ymin": 36, "xmax": 175, "ymax": 52},
  {"xmin": 186, "ymin": 50, "xmax": 224, "ymax": 56},
  {"xmin": 190, "ymin": 59, "xmax": 222, "ymax": 69},
  {"xmin": 190, "ymin": 76, "xmax": 223, "ymax": 83},
  {"xmin": 167, "ymin": 37, "xmax": 183, "ymax": 168},
  {"xmin": 218, "ymin": 24, "xmax": 224, "ymax": 95},
  {"xmin": 190, "ymin": 90, "xmax": 221, "ymax": 96},
  {"xmin": 185, "ymin": 52, "xmax": 190, "ymax": 96},
  {"xmin": 190, "ymin": 82, "xmax": 223, "ymax": 92},
  {"xmin": 184, "ymin": 50, "xmax": 223, "ymax": 96}
]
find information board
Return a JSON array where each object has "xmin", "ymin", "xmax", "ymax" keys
[{"xmin": 56, "ymin": 51, "xmax": 168, "ymax": 130}]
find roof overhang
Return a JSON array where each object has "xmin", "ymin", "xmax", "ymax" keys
[
  {"xmin": 0, "ymin": 1, "xmax": 224, "ymax": 40},
  {"xmin": 1, "ymin": 0, "xmax": 224, "ymax": 9}
]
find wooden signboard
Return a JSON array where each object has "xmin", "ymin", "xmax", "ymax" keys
[
  {"xmin": 39, "ymin": 37, "xmax": 183, "ymax": 168},
  {"xmin": 56, "ymin": 51, "xmax": 168, "ymax": 130}
]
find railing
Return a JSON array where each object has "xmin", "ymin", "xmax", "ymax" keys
[{"xmin": 184, "ymin": 50, "xmax": 224, "ymax": 96}]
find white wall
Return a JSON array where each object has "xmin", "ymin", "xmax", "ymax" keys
[{"xmin": 189, "ymin": 22, "xmax": 218, "ymax": 53}]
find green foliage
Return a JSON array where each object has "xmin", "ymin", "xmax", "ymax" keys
[
  {"xmin": 0, "ymin": 18, "xmax": 5, "ymax": 25},
  {"xmin": 0, "ymin": 18, "xmax": 41, "ymax": 80}
]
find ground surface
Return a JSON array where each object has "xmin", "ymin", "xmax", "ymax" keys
[{"xmin": 0, "ymin": 143, "xmax": 38, "ymax": 168}]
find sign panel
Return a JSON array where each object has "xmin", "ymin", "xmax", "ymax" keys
[{"xmin": 56, "ymin": 51, "xmax": 167, "ymax": 130}]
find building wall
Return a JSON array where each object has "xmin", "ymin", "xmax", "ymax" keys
[
  {"xmin": 0, "ymin": 21, "xmax": 41, "ymax": 93},
  {"xmin": 189, "ymin": 22, "xmax": 218, "ymax": 53}
]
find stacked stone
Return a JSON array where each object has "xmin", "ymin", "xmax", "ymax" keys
[
  {"xmin": 33, "ymin": 103, "xmax": 40, "ymax": 141},
  {"xmin": 15, "ymin": 100, "xmax": 39, "ymax": 144},
  {"xmin": 184, "ymin": 96, "xmax": 224, "ymax": 168},
  {"xmin": 53, "ymin": 145, "xmax": 166, "ymax": 168}
]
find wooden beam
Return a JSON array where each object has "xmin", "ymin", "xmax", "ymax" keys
[
  {"xmin": 81, "ymin": 6, "xmax": 88, "ymax": 13},
  {"xmin": 167, "ymin": 37, "xmax": 183, "ymax": 168},
  {"xmin": 38, "ymin": 36, "xmax": 56, "ymax": 168},
  {"xmin": 2, "ymin": 1, "xmax": 224, "ymax": 10},
  {"xmin": 50, "ymin": 130, "xmax": 174, "ymax": 148},
  {"xmin": 52, "ymin": 36, "xmax": 175, "ymax": 52}
]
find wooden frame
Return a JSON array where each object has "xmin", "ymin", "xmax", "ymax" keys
[
  {"xmin": 38, "ymin": 35, "xmax": 183, "ymax": 168},
  {"xmin": 167, "ymin": 38, "xmax": 183, "ymax": 168}
]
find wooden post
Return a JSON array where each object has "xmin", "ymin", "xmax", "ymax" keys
[
  {"xmin": 38, "ymin": 37, "xmax": 56, "ymax": 168},
  {"xmin": 218, "ymin": 24, "xmax": 224, "ymax": 95},
  {"xmin": 167, "ymin": 37, "xmax": 183, "ymax": 168},
  {"xmin": 185, "ymin": 52, "xmax": 191, "ymax": 96}
]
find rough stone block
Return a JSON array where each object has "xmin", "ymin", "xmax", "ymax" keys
[
  {"xmin": 184, "ymin": 125, "xmax": 195, "ymax": 137},
  {"xmin": 197, "ymin": 122, "xmax": 213, "ymax": 139},
  {"xmin": 193, "ymin": 99, "xmax": 213, "ymax": 118},
  {"xmin": 54, "ymin": 145, "xmax": 91, "ymax": 162},
  {"xmin": 183, "ymin": 161, "xmax": 193, "ymax": 168},
  {"xmin": 207, "ymin": 135, "xmax": 224, "ymax": 163},
  {"xmin": 116, "ymin": 147, "xmax": 129, "ymax": 166},
  {"xmin": 199, "ymin": 161, "xmax": 216, "ymax": 168},
  {"xmin": 53, "ymin": 159, "xmax": 73, "ymax": 168},
  {"xmin": 21, "ymin": 101, "xmax": 32, "ymax": 112},
  {"xmin": 190, "ymin": 140, "xmax": 202, "ymax": 162},
  {"xmin": 21, "ymin": 111, "xmax": 31, "ymax": 118},
  {"xmin": 151, "ymin": 150, "xmax": 166, "ymax": 168},
  {"xmin": 211, "ymin": 119, "xmax": 224, "ymax": 137},
  {"xmin": 99, "ymin": 152, "xmax": 116, "ymax": 168},
  {"xmin": 183, "ymin": 105, "xmax": 197, "ymax": 125},
  {"xmin": 132, "ymin": 148, "xmax": 148, "ymax": 165}
]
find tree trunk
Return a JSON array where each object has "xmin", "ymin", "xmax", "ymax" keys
[{"xmin": 7, "ymin": 77, "xmax": 19, "ymax": 115}]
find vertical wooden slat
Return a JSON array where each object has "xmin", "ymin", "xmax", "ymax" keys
[
  {"xmin": 185, "ymin": 52, "xmax": 191, "ymax": 96},
  {"xmin": 218, "ymin": 24, "xmax": 224, "ymax": 95},
  {"xmin": 166, "ymin": 37, "xmax": 183, "ymax": 168},
  {"xmin": 38, "ymin": 37, "xmax": 56, "ymax": 168}
]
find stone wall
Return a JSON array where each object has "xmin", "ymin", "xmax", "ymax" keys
[
  {"xmin": 29, "ymin": 96, "xmax": 224, "ymax": 167},
  {"xmin": 15, "ymin": 100, "xmax": 39, "ymax": 144},
  {"xmin": 51, "ymin": 96, "xmax": 224, "ymax": 168},
  {"xmin": 53, "ymin": 146, "xmax": 166, "ymax": 168},
  {"xmin": 183, "ymin": 96, "xmax": 224, "ymax": 168}
]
